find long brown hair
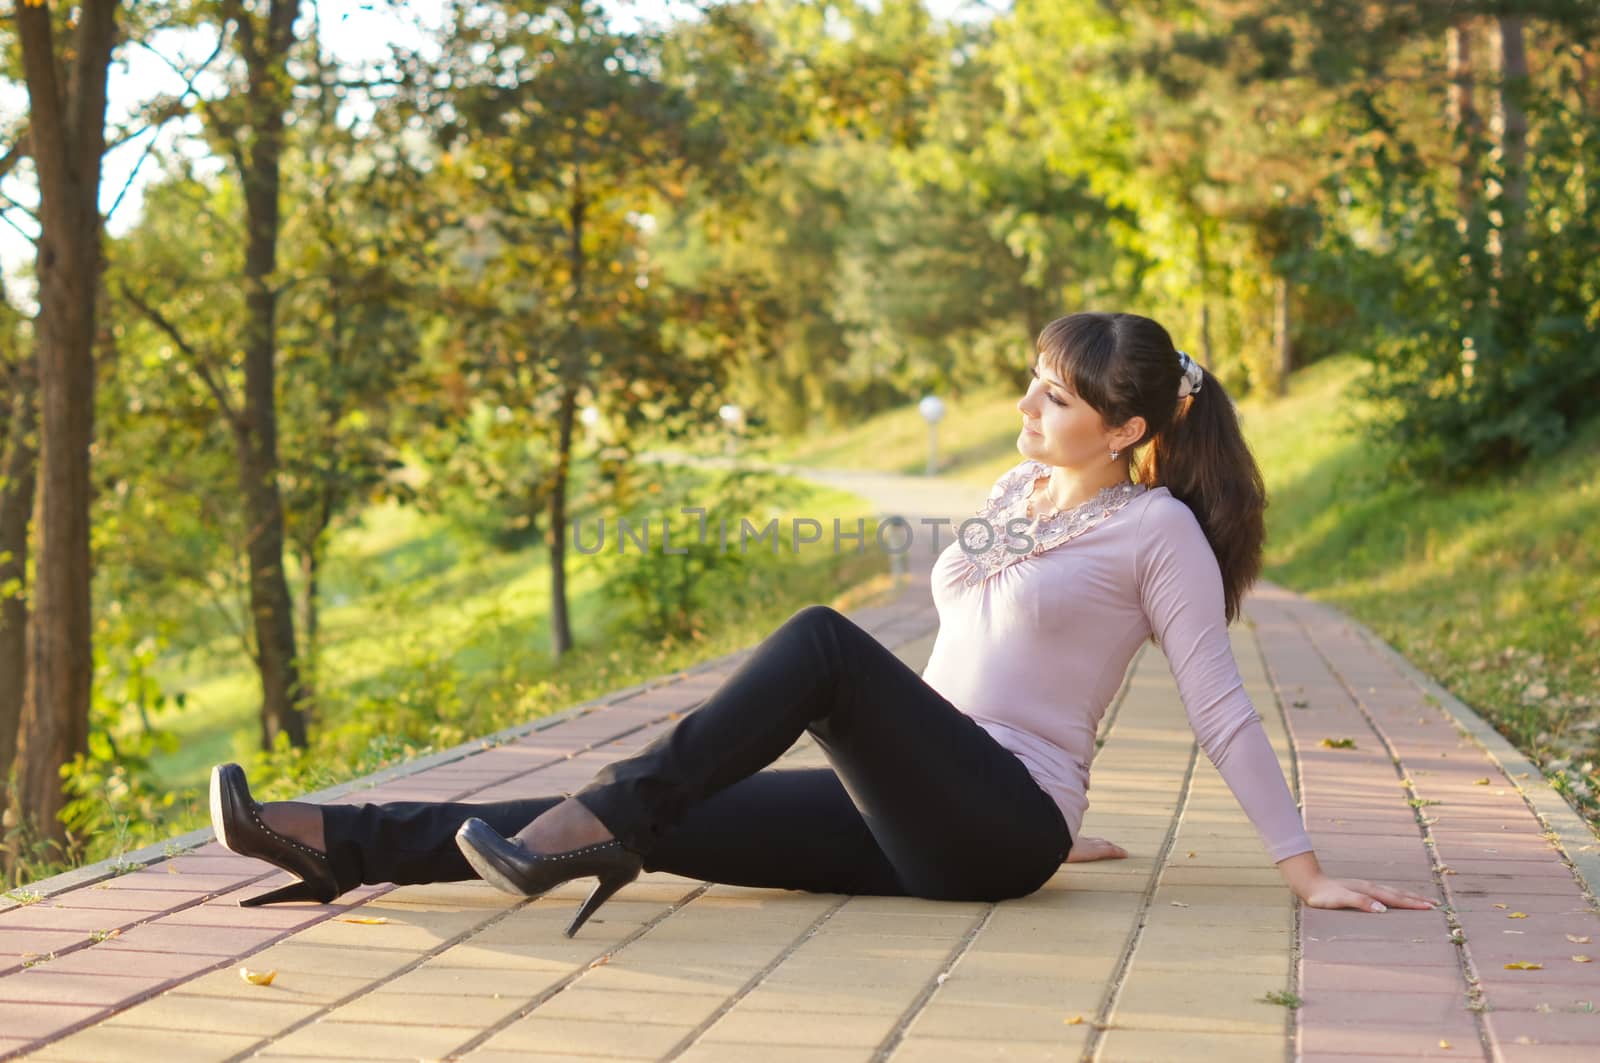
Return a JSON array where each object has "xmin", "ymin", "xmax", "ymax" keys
[{"xmin": 1036, "ymin": 312, "xmax": 1266, "ymax": 623}]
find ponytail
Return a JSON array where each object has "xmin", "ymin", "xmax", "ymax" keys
[{"xmin": 1132, "ymin": 366, "xmax": 1266, "ymax": 625}]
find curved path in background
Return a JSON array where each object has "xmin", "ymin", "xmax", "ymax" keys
[{"xmin": 1, "ymin": 460, "xmax": 1597, "ymax": 1062}]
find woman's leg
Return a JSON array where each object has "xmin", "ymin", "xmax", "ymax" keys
[
  {"xmin": 324, "ymin": 604, "xmax": 1070, "ymax": 901},
  {"xmin": 320, "ymin": 767, "xmax": 904, "ymax": 896},
  {"xmin": 568, "ymin": 604, "xmax": 1070, "ymax": 901}
]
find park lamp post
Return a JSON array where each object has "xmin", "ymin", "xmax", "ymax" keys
[
  {"xmin": 579, "ymin": 405, "xmax": 601, "ymax": 447},
  {"xmin": 919, "ymin": 395, "xmax": 945, "ymax": 476},
  {"xmin": 718, "ymin": 403, "xmax": 744, "ymax": 457}
]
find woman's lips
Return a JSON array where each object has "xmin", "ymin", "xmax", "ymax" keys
[{"xmin": 1022, "ymin": 423, "xmax": 1041, "ymax": 435}]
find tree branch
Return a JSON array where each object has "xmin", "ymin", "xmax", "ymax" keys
[
  {"xmin": 118, "ymin": 283, "xmax": 242, "ymax": 429},
  {"xmin": 0, "ymin": 129, "xmax": 30, "ymax": 183}
]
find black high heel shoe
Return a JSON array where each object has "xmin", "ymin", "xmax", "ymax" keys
[
  {"xmin": 454, "ymin": 817, "xmax": 643, "ymax": 938},
  {"xmin": 209, "ymin": 763, "xmax": 340, "ymax": 907}
]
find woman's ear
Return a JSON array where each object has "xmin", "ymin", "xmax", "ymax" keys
[{"xmin": 1110, "ymin": 416, "xmax": 1146, "ymax": 454}]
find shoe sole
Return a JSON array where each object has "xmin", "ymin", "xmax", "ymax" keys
[{"xmin": 210, "ymin": 764, "xmax": 239, "ymax": 856}]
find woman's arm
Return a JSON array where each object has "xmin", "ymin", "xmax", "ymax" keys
[{"xmin": 1136, "ymin": 500, "xmax": 1436, "ymax": 912}]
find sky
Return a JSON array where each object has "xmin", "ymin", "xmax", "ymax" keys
[{"xmin": 0, "ymin": 0, "xmax": 983, "ymax": 303}]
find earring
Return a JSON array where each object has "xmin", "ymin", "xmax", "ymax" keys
[{"xmin": 1110, "ymin": 448, "xmax": 1121, "ymax": 461}]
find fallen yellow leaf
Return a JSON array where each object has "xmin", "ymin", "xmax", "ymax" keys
[
  {"xmin": 1320, "ymin": 737, "xmax": 1357, "ymax": 749},
  {"xmin": 239, "ymin": 966, "xmax": 277, "ymax": 986},
  {"xmin": 338, "ymin": 916, "xmax": 389, "ymax": 925},
  {"xmin": 1064, "ymin": 1016, "xmax": 1084, "ymax": 1025},
  {"xmin": 1567, "ymin": 935, "xmax": 1591, "ymax": 944},
  {"xmin": 1504, "ymin": 962, "xmax": 1544, "ymax": 970},
  {"xmin": 1472, "ymin": 778, "xmax": 1490, "ymax": 785},
  {"xmin": 1508, "ymin": 912, "xmax": 1528, "ymax": 919},
  {"xmin": 1186, "ymin": 851, "xmax": 1196, "ymax": 858},
  {"xmin": 1439, "ymin": 1040, "xmax": 1451, "ymax": 1049},
  {"xmin": 1574, "ymin": 955, "xmax": 1592, "ymax": 963},
  {"xmin": 1494, "ymin": 903, "xmax": 1509, "ymax": 909}
]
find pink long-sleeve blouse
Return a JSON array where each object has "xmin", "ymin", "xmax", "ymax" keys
[{"xmin": 919, "ymin": 458, "xmax": 1316, "ymax": 863}]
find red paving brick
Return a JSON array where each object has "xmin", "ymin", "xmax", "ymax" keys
[{"xmin": 1254, "ymin": 584, "xmax": 1600, "ymax": 1062}]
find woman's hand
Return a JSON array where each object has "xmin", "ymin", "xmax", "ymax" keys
[
  {"xmin": 1065, "ymin": 836, "xmax": 1129, "ymax": 863},
  {"xmin": 1276, "ymin": 851, "xmax": 1437, "ymax": 912}
]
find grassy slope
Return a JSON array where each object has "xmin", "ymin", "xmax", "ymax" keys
[
  {"xmin": 141, "ymin": 470, "xmax": 893, "ymax": 799},
  {"xmin": 760, "ymin": 357, "xmax": 1600, "ymax": 822}
]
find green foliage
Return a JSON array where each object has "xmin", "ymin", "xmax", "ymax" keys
[
  {"xmin": 593, "ymin": 465, "xmax": 789, "ymax": 641},
  {"xmin": 1333, "ymin": 64, "xmax": 1600, "ymax": 479}
]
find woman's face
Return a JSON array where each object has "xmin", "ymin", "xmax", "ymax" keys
[{"xmin": 1016, "ymin": 357, "xmax": 1120, "ymax": 469}]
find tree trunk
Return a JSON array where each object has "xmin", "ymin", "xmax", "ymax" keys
[
  {"xmin": 1273, "ymin": 273, "xmax": 1292, "ymax": 396},
  {"xmin": 11, "ymin": 0, "xmax": 118, "ymax": 855},
  {"xmin": 1195, "ymin": 220, "xmax": 1213, "ymax": 367},
  {"xmin": 1447, "ymin": 19, "xmax": 1481, "ymax": 242},
  {"xmin": 548, "ymin": 172, "xmax": 587, "ymax": 659},
  {"xmin": 233, "ymin": 0, "xmax": 307, "ymax": 750},
  {"xmin": 0, "ymin": 354, "xmax": 39, "ymax": 833},
  {"xmin": 1490, "ymin": 16, "xmax": 1529, "ymax": 288}
]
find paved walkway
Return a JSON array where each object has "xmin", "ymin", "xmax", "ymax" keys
[{"xmin": 2, "ymin": 473, "xmax": 1597, "ymax": 1061}]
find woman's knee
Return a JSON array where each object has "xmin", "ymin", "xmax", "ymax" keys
[{"xmin": 789, "ymin": 604, "xmax": 844, "ymax": 631}]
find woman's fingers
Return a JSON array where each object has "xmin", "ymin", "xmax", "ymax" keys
[
  {"xmin": 1369, "ymin": 882, "xmax": 1439, "ymax": 909},
  {"xmin": 1064, "ymin": 836, "xmax": 1129, "ymax": 863}
]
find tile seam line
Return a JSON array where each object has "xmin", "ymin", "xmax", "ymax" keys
[
  {"xmin": 434, "ymin": 883, "xmax": 719, "ymax": 1062},
  {"xmin": 870, "ymin": 903, "xmax": 996, "ymax": 1061},
  {"xmin": 1243, "ymin": 604, "xmax": 1306, "ymax": 1063},
  {"xmin": 0, "ymin": 586, "xmax": 927, "ymax": 914},
  {"xmin": 658, "ymin": 895, "xmax": 852, "ymax": 1061},
  {"xmin": 437, "ymin": 737, "xmax": 824, "ymax": 1060},
  {"xmin": 1334, "ymin": 604, "xmax": 1600, "ymax": 904},
  {"xmin": 1286, "ymin": 604, "xmax": 1495, "ymax": 1062},
  {"xmin": 1082, "ymin": 742, "xmax": 1201, "ymax": 1062},
  {"xmin": 0, "ymin": 880, "xmax": 412, "ymax": 1063}
]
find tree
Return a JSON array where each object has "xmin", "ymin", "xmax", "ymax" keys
[
  {"xmin": 121, "ymin": 0, "xmax": 310, "ymax": 749},
  {"xmin": 9, "ymin": 0, "xmax": 120, "ymax": 857},
  {"xmin": 411, "ymin": 0, "xmax": 723, "ymax": 657},
  {"xmin": 0, "ymin": 298, "xmax": 35, "ymax": 836}
]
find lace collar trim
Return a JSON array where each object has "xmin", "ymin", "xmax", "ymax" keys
[{"xmin": 952, "ymin": 461, "xmax": 1147, "ymax": 587}]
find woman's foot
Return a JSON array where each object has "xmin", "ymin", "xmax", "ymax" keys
[
  {"xmin": 455, "ymin": 817, "xmax": 641, "ymax": 937},
  {"xmin": 512, "ymin": 796, "xmax": 613, "ymax": 853},
  {"xmin": 210, "ymin": 763, "xmax": 341, "ymax": 906},
  {"xmin": 1065, "ymin": 836, "xmax": 1129, "ymax": 863}
]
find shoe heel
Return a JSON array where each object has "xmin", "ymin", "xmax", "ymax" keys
[
  {"xmin": 564, "ymin": 868, "xmax": 636, "ymax": 938},
  {"xmin": 241, "ymin": 879, "xmax": 325, "ymax": 907}
]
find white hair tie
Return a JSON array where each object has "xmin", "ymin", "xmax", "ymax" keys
[{"xmin": 1176, "ymin": 350, "xmax": 1204, "ymax": 399}]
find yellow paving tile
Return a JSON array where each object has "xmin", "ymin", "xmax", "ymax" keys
[
  {"xmin": 1095, "ymin": 1027, "xmax": 1285, "ymax": 1061},
  {"xmin": 891, "ymin": 1037, "xmax": 1089, "ymax": 1062},
  {"xmin": 700, "ymin": 1007, "xmax": 897, "ymax": 1047},
  {"xmin": 99, "ymin": 992, "xmax": 321, "ymax": 1037},
  {"xmin": 26, "ymin": 1025, "xmax": 259, "ymax": 1063},
  {"xmin": 530, "ymin": 987, "xmax": 729, "ymax": 1024},
  {"xmin": 476, "ymin": 1014, "xmax": 694, "ymax": 1057},
  {"xmin": 256, "ymin": 1018, "xmax": 472, "ymax": 1059},
  {"xmin": 907, "ymin": 1000, "xmax": 1106, "ymax": 1042},
  {"xmin": 168, "ymin": 967, "xmax": 376, "ymax": 1005},
  {"xmin": 326, "ymin": 989, "xmax": 528, "ymax": 1027}
]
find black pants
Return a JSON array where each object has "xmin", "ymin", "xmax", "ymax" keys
[{"xmin": 322, "ymin": 605, "xmax": 1072, "ymax": 902}]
